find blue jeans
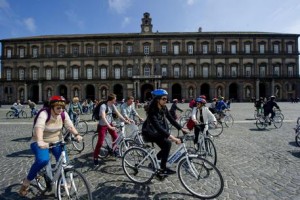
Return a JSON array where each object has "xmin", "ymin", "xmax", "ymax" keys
[{"xmin": 27, "ymin": 142, "xmax": 62, "ymax": 181}]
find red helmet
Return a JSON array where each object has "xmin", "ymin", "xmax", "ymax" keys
[
  {"xmin": 199, "ymin": 95, "xmax": 206, "ymax": 99},
  {"xmin": 49, "ymin": 96, "xmax": 66, "ymax": 107}
]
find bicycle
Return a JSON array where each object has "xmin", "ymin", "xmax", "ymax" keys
[
  {"xmin": 184, "ymin": 108, "xmax": 192, "ymax": 118},
  {"xmin": 254, "ymin": 108, "xmax": 264, "ymax": 119},
  {"xmin": 122, "ymin": 131, "xmax": 224, "ymax": 199},
  {"xmin": 274, "ymin": 108, "xmax": 284, "ymax": 120},
  {"xmin": 62, "ymin": 113, "xmax": 87, "ymax": 152},
  {"xmin": 214, "ymin": 110, "xmax": 234, "ymax": 127},
  {"xmin": 35, "ymin": 142, "xmax": 93, "ymax": 199},
  {"xmin": 6, "ymin": 106, "xmax": 27, "ymax": 119},
  {"xmin": 92, "ymin": 122, "xmax": 136, "ymax": 158},
  {"xmin": 294, "ymin": 124, "xmax": 300, "ymax": 146},
  {"xmin": 255, "ymin": 115, "xmax": 283, "ymax": 130}
]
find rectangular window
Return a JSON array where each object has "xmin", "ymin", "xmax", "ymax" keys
[
  {"xmin": 59, "ymin": 68, "xmax": 65, "ymax": 80},
  {"xmin": 231, "ymin": 66, "xmax": 237, "ymax": 77},
  {"xmin": 188, "ymin": 66, "xmax": 194, "ymax": 78},
  {"xmin": 216, "ymin": 45, "xmax": 222, "ymax": 54},
  {"xmin": 162, "ymin": 67, "xmax": 167, "ymax": 77},
  {"xmin": 59, "ymin": 47, "xmax": 65, "ymax": 57},
  {"xmin": 100, "ymin": 46, "xmax": 107, "ymax": 55},
  {"xmin": 144, "ymin": 67, "xmax": 150, "ymax": 77},
  {"xmin": 73, "ymin": 68, "xmax": 79, "ymax": 80},
  {"xmin": 87, "ymin": 68, "xmax": 92, "ymax": 79},
  {"xmin": 287, "ymin": 44, "xmax": 293, "ymax": 54},
  {"xmin": 86, "ymin": 47, "xmax": 93, "ymax": 56},
  {"xmin": 273, "ymin": 44, "xmax": 279, "ymax": 54},
  {"xmin": 202, "ymin": 44, "xmax": 208, "ymax": 54},
  {"xmin": 45, "ymin": 47, "xmax": 52, "ymax": 57},
  {"xmin": 203, "ymin": 66, "xmax": 208, "ymax": 78},
  {"xmin": 162, "ymin": 45, "xmax": 167, "ymax": 54},
  {"xmin": 115, "ymin": 68, "xmax": 120, "ymax": 79},
  {"xmin": 260, "ymin": 66, "xmax": 265, "ymax": 77},
  {"xmin": 127, "ymin": 46, "xmax": 132, "ymax": 54},
  {"xmin": 288, "ymin": 66, "xmax": 293, "ymax": 77},
  {"xmin": 174, "ymin": 67, "xmax": 180, "ymax": 78},
  {"xmin": 6, "ymin": 69, "xmax": 11, "ymax": 81},
  {"xmin": 7, "ymin": 49, "xmax": 12, "ymax": 58},
  {"xmin": 231, "ymin": 44, "xmax": 237, "ymax": 54},
  {"xmin": 174, "ymin": 45, "xmax": 179, "ymax": 55},
  {"xmin": 32, "ymin": 69, "xmax": 38, "ymax": 80},
  {"xmin": 259, "ymin": 44, "xmax": 265, "ymax": 54},
  {"xmin": 274, "ymin": 66, "xmax": 280, "ymax": 76},
  {"xmin": 217, "ymin": 66, "xmax": 223, "ymax": 77},
  {"xmin": 144, "ymin": 46, "xmax": 150, "ymax": 55},
  {"xmin": 245, "ymin": 44, "xmax": 251, "ymax": 54},
  {"xmin": 114, "ymin": 46, "xmax": 120, "ymax": 55},
  {"xmin": 19, "ymin": 48, "xmax": 25, "ymax": 58},
  {"xmin": 32, "ymin": 48, "xmax": 38, "ymax": 58},
  {"xmin": 101, "ymin": 68, "xmax": 106, "ymax": 79},
  {"xmin": 72, "ymin": 46, "xmax": 79, "ymax": 56},
  {"xmin": 19, "ymin": 69, "xmax": 24, "ymax": 80},
  {"xmin": 188, "ymin": 45, "xmax": 193, "ymax": 55},
  {"xmin": 127, "ymin": 67, "xmax": 132, "ymax": 77},
  {"xmin": 46, "ymin": 69, "xmax": 51, "ymax": 80},
  {"xmin": 245, "ymin": 66, "xmax": 251, "ymax": 77}
]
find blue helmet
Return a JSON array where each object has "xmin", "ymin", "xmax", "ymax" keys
[
  {"xmin": 196, "ymin": 97, "xmax": 206, "ymax": 104},
  {"xmin": 151, "ymin": 89, "xmax": 168, "ymax": 98}
]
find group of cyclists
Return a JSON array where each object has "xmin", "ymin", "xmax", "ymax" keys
[{"xmin": 255, "ymin": 96, "xmax": 280, "ymax": 125}]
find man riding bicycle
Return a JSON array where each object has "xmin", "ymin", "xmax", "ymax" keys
[{"xmin": 263, "ymin": 96, "xmax": 280, "ymax": 125}]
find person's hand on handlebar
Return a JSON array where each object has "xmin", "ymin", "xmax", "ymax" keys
[{"xmin": 181, "ymin": 128, "xmax": 189, "ymax": 135}]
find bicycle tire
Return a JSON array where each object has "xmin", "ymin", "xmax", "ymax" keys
[
  {"xmin": 178, "ymin": 155, "xmax": 224, "ymax": 199},
  {"xmin": 92, "ymin": 133, "xmax": 110, "ymax": 158},
  {"xmin": 6, "ymin": 111, "xmax": 15, "ymax": 119},
  {"xmin": 208, "ymin": 121, "xmax": 223, "ymax": 137},
  {"xmin": 119, "ymin": 139, "xmax": 136, "ymax": 157},
  {"xmin": 35, "ymin": 168, "xmax": 52, "ymax": 193},
  {"xmin": 57, "ymin": 168, "xmax": 93, "ymax": 200},
  {"xmin": 122, "ymin": 147, "xmax": 155, "ymax": 184},
  {"xmin": 76, "ymin": 120, "xmax": 88, "ymax": 135},
  {"xmin": 256, "ymin": 117, "xmax": 266, "ymax": 130},
  {"xmin": 184, "ymin": 109, "xmax": 192, "ymax": 117},
  {"xmin": 224, "ymin": 115, "xmax": 234, "ymax": 127},
  {"xmin": 134, "ymin": 132, "xmax": 145, "ymax": 146},
  {"xmin": 297, "ymin": 117, "xmax": 300, "ymax": 125},
  {"xmin": 273, "ymin": 116, "xmax": 283, "ymax": 128},
  {"xmin": 72, "ymin": 134, "xmax": 85, "ymax": 152},
  {"xmin": 20, "ymin": 110, "xmax": 27, "ymax": 118},
  {"xmin": 295, "ymin": 132, "xmax": 300, "ymax": 147},
  {"xmin": 201, "ymin": 138, "xmax": 217, "ymax": 166}
]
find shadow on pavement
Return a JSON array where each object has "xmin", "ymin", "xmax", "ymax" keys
[
  {"xmin": 11, "ymin": 137, "xmax": 32, "ymax": 142},
  {"xmin": 6, "ymin": 149, "xmax": 33, "ymax": 158},
  {"xmin": 287, "ymin": 150, "xmax": 300, "ymax": 158},
  {"xmin": 288, "ymin": 141, "xmax": 298, "ymax": 147},
  {"xmin": 153, "ymin": 191, "xmax": 195, "ymax": 200}
]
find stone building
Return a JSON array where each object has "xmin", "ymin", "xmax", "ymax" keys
[{"xmin": 0, "ymin": 12, "xmax": 299, "ymax": 104}]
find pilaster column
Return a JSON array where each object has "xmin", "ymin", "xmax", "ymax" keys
[
  {"xmin": 38, "ymin": 82, "xmax": 42, "ymax": 103},
  {"xmin": 256, "ymin": 79, "xmax": 260, "ymax": 99},
  {"xmin": 24, "ymin": 84, "xmax": 28, "ymax": 102}
]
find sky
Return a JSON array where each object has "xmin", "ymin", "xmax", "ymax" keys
[{"xmin": 0, "ymin": 0, "xmax": 300, "ymax": 68}]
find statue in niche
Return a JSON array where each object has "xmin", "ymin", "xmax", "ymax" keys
[
  {"xmin": 246, "ymin": 87, "xmax": 251, "ymax": 98},
  {"xmin": 275, "ymin": 86, "xmax": 279, "ymax": 96},
  {"xmin": 102, "ymin": 89, "xmax": 106, "ymax": 98},
  {"xmin": 218, "ymin": 87, "xmax": 222, "ymax": 96},
  {"xmin": 47, "ymin": 89, "xmax": 51, "ymax": 98},
  {"xmin": 74, "ymin": 89, "xmax": 78, "ymax": 97},
  {"xmin": 189, "ymin": 88, "xmax": 194, "ymax": 97}
]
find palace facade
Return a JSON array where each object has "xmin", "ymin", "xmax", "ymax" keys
[{"xmin": 0, "ymin": 12, "xmax": 299, "ymax": 103}]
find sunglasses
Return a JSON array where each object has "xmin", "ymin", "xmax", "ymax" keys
[{"xmin": 160, "ymin": 97, "xmax": 168, "ymax": 101}]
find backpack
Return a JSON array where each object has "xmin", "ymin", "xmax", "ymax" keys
[{"xmin": 93, "ymin": 101, "xmax": 117, "ymax": 121}]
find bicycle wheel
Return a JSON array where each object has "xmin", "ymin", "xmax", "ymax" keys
[
  {"xmin": 57, "ymin": 168, "xmax": 92, "ymax": 200},
  {"xmin": 6, "ymin": 111, "xmax": 15, "ymax": 119},
  {"xmin": 72, "ymin": 134, "xmax": 85, "ymax": 152},
  {"xmin": 35, "ymin": 168, "xmax": 52, "ymax": 193},
  {"xmin": 208, "ymin": 121, "xmax": 223, "ymax": 137},
  {"xmin": 297, "ymin": 117, "xmax": 300, "ymax": 125},
  {"xmin": 185, "ymin": 109, "xmax": 192, "ymax": 117},
  {"xmin": 20, "ymin": 111, "xmax": 27, "ymax": 118},
  {"xmin": 119, "ymin": 139, "xmax": 136, "ymax": 157},
  {"xmin": 178, "ymin": 155, "xmax": 224, "ymax": 199},
  {"xmin": 179, "ymin": 116, "xmax": 188, "ymax": 127},
  {"xmin": 76, "ymin": 121, "xmax": 88, "ymax": 135},
  {"xmin": 92, "ymin": 133, "xmax": 110, "ymax": 158},
  {"xmin": 256, "ymin": 117, "xmax": 267, "ymax": 130},
  {"xmin": 224, "ymin": 115, "xmax": 234, "ymax": 127},
  {"xmin": 273, "ymin": 116, "xmax": 283, "ymax": 128},
  {"xmin": 134, "ymin": 132, "xmax": 145, "ymax": 146},
  {"xmin": 295, "ymin": 132, "xmax": 300, "ymax": 147},
  {"xmin": 122, "ymin": 147, "xmax": 155, "ymax": 184},
  {"xmin": 199, "ymin": 138, "xmax": 217, "ymax": 166}
]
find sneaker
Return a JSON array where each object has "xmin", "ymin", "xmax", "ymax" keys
[
  {"xmin": 19, "ymin": 183, "xmax": 30, "ymax": 197},
  {"xmin": 94, "ymin": 159, "xmax": 99, "ymax": 166},
  {"xmin": 160, "ymin": 168, "xmax": 176, "ymax": 175}
]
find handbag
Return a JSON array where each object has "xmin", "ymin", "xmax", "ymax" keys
[{"xmin": 186, "ymin": 117, "xmax": 195, "ymax": 130}]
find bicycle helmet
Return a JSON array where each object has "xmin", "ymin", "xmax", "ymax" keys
[
  {"xmin": 199, "ymin": 95, "xmax": 206, "ymax": 99},
  {"xmin": 151, "ymin": 89, "xmax": 168, "ymax": 98},
  {"xmin": 270, "ymin": 95, "xmax": 276, "ymax": 101},
  {"xmin": 173, "ymin": 99, "xmax": 178, "ymax": 103},
  {"xmin": 196, "ymin": 97, "xmax": 207, "ymax": 104},
  {"xmin": 49, "ymin": 95, "xmax": 66, "ymax": 107}
]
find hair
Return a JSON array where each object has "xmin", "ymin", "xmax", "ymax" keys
[
  {"xmin": 72, "ymin": 97, "xmax": 79, "ymax": 102},
  {"xmin": 126, "ymin": 96, "xmax": 134, "ymax": 101},
  {"xmin": 107, "ymin": 93, "xmax": 117, "ymax": 101}
]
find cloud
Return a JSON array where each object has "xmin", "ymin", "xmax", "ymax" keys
[
  {"xmin": 0, "ymin": 0, "xmax": 9, "ymax": 9},
  {"xmin": 65, "ymin": 10, "xmax": 85, "ymax": 29},
  {"xmin": 23, "ymin": 17, "xmax": 36, "ymax": 32},
  {"xmin": 121, "ymin": 17, "xmax": 130, "ymax": 27},
  {"xmin": 186, "ymin": 0, "xmax": 196, "ymax": 5},
  {"xmin": 108, "ymin": 0, "xmax": 131, "ymax": 14}
]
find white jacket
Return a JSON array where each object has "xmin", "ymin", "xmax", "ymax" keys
[{"xmin": 191, "ymin": 106, "xmax": 216, "ymax": 132}]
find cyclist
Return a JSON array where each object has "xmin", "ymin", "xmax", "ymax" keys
[
  {"xmin": 19, "ymin": 96, "xmax": 82, "ymax": 197},
  {"xmin": 120, "ymin": 96, "xmax": 144, "ymax": 123},
  {"xmin": 263, "ymin": 95, "xmax": 280, "ymax": 125},
  {"xmin": 68, "ymin": 97, "xmax": 83, "ymax": 124},
  {"xmin": 209, "ymin": 98, "xmax": 217, "ymax": 114},
  {"xmin": 169, "ymin": 99, "xmax": 183, "ymax": 120},
  {"xmin": 254, "ymin": 97, "xmax": 264, "ymax": 116},
  {"xmin": 215, "ymin": 96, "xmax": 228, "ymax": 120},
  {"xmin": 191, "ymin": 98, "xmax": 216, "ymax": 148},
  {"xmin": 28, "ymin": 99, "xmax": 37, "ymax": 118},
  {"xmin": 142, "ymin": 89, "xmax": 188, "ymax": 176},
  {"xmin": 11, "ymin": 99, "xmax": 22, "ymax": 117},
  {"xmin": 93, "ymin": 93, "xmax": 131, "ymax": 166}
]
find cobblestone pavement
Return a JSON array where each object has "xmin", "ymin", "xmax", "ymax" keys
[{"xmin": 0, "ymin": 102, "xmax": 300, "ymax": 199}]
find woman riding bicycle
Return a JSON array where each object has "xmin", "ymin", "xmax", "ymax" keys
[
  {"xmin": 19, "ymin": 96, "xmax": 82, "ymax": 197},
  {"xmin": 142, "ymin": 89, "xmax": 188, "ymax": 176}
]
